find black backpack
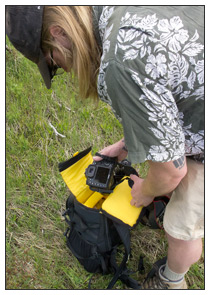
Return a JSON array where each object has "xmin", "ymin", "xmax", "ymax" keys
[{"xmin": 59, "ymin": 147, "xmax": 170, "ymax": 289}]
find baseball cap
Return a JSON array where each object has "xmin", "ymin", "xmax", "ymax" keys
[{"xmin": 6, "ymin": 5, "xmax": 52, "ymax": 89}]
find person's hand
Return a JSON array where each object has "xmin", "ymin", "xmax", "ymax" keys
[
  {"xmin": 93, "ymin": 139, "xmax": 128, "ymax": 162},
  {"xmin": 130, "ymin": 174, "xmax": 154, "ymax": 207}
]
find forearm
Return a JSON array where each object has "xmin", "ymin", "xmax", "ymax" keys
[
  {"xmin": 141, "ymin": 158, "xmax": 187, "ymax": 197},
  {"xmin": 130, "ymin": 157, "xmax": 187, "ymax": 207},
  {"xmin": 121, "ymin": 138, "xmax": 128, "ymax": 152},
  {"xmin": 141, "ymin": 170, "xmax": 181, "ymax": 197},
  {"xmin": 112, "ymin": 138, "xmax": 128, "ymax": 161}
]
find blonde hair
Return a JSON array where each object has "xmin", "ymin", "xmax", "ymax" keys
[{"xmin": 42, "ymin": 6, "xmax": 101, "ymax": 99}]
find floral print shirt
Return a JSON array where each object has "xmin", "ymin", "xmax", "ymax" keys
[{"xmin": 93, "ymin": 6, "xmax": 204, "ymax": 164}]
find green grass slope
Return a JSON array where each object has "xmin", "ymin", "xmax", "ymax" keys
[{"xmin": 6, "ymin": 39, "xmax": 204, "ymax": 290}]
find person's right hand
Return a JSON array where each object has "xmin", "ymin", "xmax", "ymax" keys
[{"xmin": 93, "ymin": 139, "xmax": 128, "ymax": 162}]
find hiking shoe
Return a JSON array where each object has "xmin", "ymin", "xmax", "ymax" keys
[{"xmin": 142, "ymin": 257, "xmax": 187, "ymax": 290}]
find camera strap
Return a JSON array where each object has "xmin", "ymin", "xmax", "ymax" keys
[{"xmin": 94, "ymin": 152, "xmax": 118, "ymax": 163}]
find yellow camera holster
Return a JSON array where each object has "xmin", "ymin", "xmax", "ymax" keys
[{"xmin": 59, "ymin": 147, "xmax": 143, "ymax": 227}]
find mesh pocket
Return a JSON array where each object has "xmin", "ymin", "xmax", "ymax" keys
[{"xmin": 66, "ymin": 226, "xmax": 102, "ymax": 273}]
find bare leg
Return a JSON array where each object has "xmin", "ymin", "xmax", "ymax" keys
[{"xmin": 166, "ymin": 232, "xmax": 203, "ymax": 273}]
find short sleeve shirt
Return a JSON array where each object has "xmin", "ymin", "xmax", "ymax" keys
[{"xmin": 93, "ymin": 6, "xmax": 204, "ymax": 164}]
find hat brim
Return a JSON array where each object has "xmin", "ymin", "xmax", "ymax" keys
[{"xmin": 37, "ymin": 50, "xmax": 52, "ymax": 89}]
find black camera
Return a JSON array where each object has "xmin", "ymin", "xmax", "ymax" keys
[
  {"xmin": 85, "ymin": 156, "xmax": 117, "ymax": 194},
  {"xmin": 85, "ymin": 153, "xmax": 137, "ymax": 194}
]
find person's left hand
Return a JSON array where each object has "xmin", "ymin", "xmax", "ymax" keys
[{"xmin": 130, "ymin": 174, "xmax": 154, "ymax": 207}]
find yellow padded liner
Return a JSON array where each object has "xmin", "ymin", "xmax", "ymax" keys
[
  {"xmin": 102, "ymin": 179, "xmax": 143, "ymax": 227},
  {"xmin": 60, "ymin": 149, "xmax": 143, "ymax": 226},
  {"xmin": 84, "ymin": 191, "xmax": 105, "ymax": 208},
  {"xmin": 60, "ymin": 150, "xmax": 95, "ymax": 203}
]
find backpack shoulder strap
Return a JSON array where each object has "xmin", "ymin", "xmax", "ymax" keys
[{"xmin": 107, "ymin": 222, "xmax": 141, "ymax": 289}]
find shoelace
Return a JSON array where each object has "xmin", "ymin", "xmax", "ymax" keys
[{"xmin": 142, "ymin": 274, "xmax": 169, "ymax": 289}]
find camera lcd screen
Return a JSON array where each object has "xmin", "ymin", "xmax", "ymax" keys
[{"xmin": 95, "ymin": 167, "xmax": 110, "ymax": 184}]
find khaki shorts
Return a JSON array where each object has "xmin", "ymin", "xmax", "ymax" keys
[{"xmin": 163, "ymin": 158, "xmax": 204, "ymax": 241}]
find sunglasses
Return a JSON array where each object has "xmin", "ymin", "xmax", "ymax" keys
[{"xmin": 49, "ymin": 50, "xmax": 64, "ymax": 79}]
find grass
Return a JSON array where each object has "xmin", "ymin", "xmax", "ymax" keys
[{"xmin": 6, "ymin": 39, "xmax": 204, "ymax": 290}]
